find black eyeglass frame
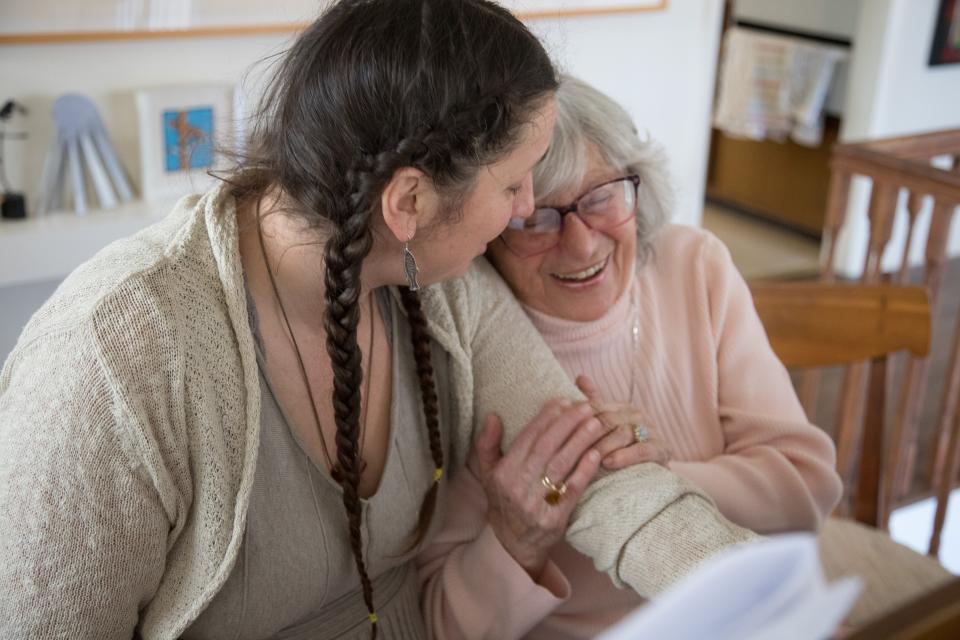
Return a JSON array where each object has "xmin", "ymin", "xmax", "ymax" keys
[{"xmin": 499, "ymin": 174, "xmax": 641, "ymax": 258}]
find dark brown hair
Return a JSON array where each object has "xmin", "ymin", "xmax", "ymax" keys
[{"xmin": 228, "ymin": 0, "xmax": 556, "ymax": 635}]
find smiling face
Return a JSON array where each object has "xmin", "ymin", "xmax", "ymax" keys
[
  {"xmin": 487, "ymin": 143, "xmax": 638, "ymax": 322},
  {"xmin": 412, "ymin": 99, "xmax": 557, "ymax": 286}
]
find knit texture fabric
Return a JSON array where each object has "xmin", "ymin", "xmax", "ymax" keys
[{"xmin": 0, "ymin": 185, "xmax": 753, "ymax": 639}]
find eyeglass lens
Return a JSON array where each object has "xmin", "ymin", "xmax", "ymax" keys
[{"xmin": 501, "ymin": 176, "xmax": 638, "ymax": 257}]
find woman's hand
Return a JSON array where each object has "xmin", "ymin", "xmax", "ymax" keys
[
  {"xmin": 575, "ymin": 375, "xmax": 673, "ymax": 471},
  {"xmin": 470, "ymin": 399, "xmax": 604, "ymax": 579}
]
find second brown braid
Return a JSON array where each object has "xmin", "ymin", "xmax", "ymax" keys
[{"xmin": 398, "ymin": 287, "xmax": 445, "ymax": 550}]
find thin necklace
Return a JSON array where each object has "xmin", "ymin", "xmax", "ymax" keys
[
  {"xmin": 628, "ymin": 280, "xmax": 640, "ymax": 405},
  {"xmin": 255, "ymin": 211, "xmax": 374, "ymax": 483}
]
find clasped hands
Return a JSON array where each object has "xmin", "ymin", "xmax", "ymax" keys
[{"xmin": 468, "ymin": 375, "xmax": 671, "ymax": 578}]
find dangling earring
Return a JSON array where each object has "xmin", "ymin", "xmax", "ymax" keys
[{"xmin": 403, "ymin": 240, "xmax": 421, "ymax": 291}]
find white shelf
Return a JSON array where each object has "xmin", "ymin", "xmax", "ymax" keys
[{"xmin": 0, "ymin": 199, "xmax": 175, "ymax": 288}]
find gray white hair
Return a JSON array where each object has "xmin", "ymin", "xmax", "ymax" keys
[{"xmin": 533, "ymin": 74, "xmax": 674, "ymax": 261}]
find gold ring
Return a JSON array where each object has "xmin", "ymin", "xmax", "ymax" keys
[{"xmin": 541, "ymin": 474, "xmax": 567, "ymax": 506}]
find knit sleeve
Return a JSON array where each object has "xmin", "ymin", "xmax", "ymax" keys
[
  {"xmin": 668, "ymin": 233, "xmax": 842, "ymax": 533},
  {"xmin": 446, "ymin": 259, "xmax": 757, "ymax": 598},
  {"xmin": 417, "ymin": 465, "xmax": 570, "ymax": 640},
  {"xmin": 0, "ymin": 329, "xmax": 169, "ymax": 639}
]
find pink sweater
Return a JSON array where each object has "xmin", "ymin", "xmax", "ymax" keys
[{"xmin": 418, "ymin": 226, "xmax": 842, "ymax": 640}]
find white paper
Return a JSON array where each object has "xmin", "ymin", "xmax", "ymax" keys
[{"xmin": 597, "ymin": 534, "xmax": 861, "ymax": 640}]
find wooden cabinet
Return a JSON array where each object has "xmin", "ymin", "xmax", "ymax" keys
[{"xmin": 705, "ymin": 116, "xmax": 840, "ymax": 237}]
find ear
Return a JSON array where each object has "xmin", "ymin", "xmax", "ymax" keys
[{"xmin": 380, "ymin": 167, "xmax": 440, "ymax": 243}]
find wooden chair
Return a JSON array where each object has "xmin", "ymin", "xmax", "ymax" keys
[
  {"xmin": 817, "ymin": 130, "xmax": 960, "ymax": 554},
  {"xmin": 750, "ymin": 282, "xmax": 931, "ymax": 527}
]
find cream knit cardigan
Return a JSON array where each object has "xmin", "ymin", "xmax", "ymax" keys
[{"xmin": 0, "ymin": 185, "xmax": 754, "ymax": 639}]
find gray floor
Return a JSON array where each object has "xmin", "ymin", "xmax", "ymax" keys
[
  {"xmin": 0, "ymin": 279, "xmax": 61, "ymax": 364},
  {"xmin": 702, "ymin": 202, "xmax": 821, "ymax": 281}
]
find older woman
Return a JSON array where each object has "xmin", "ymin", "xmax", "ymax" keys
[{"xmin": 417, "ymin": 75, "xmax": 843, "ymax": 639}]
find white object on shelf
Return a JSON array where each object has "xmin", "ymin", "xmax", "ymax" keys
[
  {"xmin": 36, "ymin": 94, "xmax": 135, "ymax": 217},
  {"xmin": 0, "ymin": 199, "xmax": 173, "ymax": 288}
]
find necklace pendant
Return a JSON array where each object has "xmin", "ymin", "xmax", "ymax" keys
[{"xmin": 330, "ymin": 458, "xmax": 368, "ymax": 485}]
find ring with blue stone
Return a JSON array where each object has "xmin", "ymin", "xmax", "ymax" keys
[{"xmin": 633, "ymin": 424, "xmax": 650, "ymax": 444}]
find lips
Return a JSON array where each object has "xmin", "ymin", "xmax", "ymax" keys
[{"xmin": 551, "ymin": 256, "xmax": 609, "ymax": 283}]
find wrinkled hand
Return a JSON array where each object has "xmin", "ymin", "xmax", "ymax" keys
[
  {"xmin": 470, "ymin": 399, "xmax": 605, "ymax": 579},
  {"xmin": 575, "ymin": 375, "xmax": 672, "ymax": 470}
]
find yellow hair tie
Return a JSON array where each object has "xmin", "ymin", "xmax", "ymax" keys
[
  {"xmin": 368, "ymin": 612, "xmax": 379, "ymax": 624},
  {"xmin": 434, "ymin": 467, "xmax": 444, "ymax": 482}
]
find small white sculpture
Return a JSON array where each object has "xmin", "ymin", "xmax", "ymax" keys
[{"xmin": 36, "ymin": 94, "xmax": 134, "ymax": 216}]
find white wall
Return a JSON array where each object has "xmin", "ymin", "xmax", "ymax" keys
[
  {"xmin": 530, "ymin": 0, "xmax": 725, "ymax": 227},
  {"xmin": 834, "ymin": 0, "xmax": 960, "ymax": 276},
  {"xmin": 0, "ymin": 1, "xmax": 724, "ymax": 361},
  {"xmin": 0, "ymin": 1, "xmax": 723, "ymax": 226},
  {"xmin": 733, "ymin": 0, "xmax": 862, "ymax": 39}
]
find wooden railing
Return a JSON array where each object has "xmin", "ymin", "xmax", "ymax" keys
[{"xmin": 810, "ymin": 129, "xmax": 960, "ymax": 554}]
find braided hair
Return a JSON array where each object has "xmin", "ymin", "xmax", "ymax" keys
[{"xmin": 229, "ymin": 0, "xmax": 556, "ymax": 634}]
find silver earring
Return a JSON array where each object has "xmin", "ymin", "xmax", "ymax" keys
[{"xmin": 403, "ymin": 241, "xmax": 421, "ymax": 291}]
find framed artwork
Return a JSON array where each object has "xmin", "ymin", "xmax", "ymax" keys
[
  {"xmin": 503, "ymin": 0, "xmax": 665, "ymax": 18},
  {"xmin": 135, "ymin": 84, "xmax": 241, "ymax": 202},
  {"xmin": 930, "ymin": 0, "xmax": 960, "ymax": 66}
]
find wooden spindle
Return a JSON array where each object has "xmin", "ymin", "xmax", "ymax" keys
[
  {"xmin": 803, "ymin": 170, "xmax": 854, "ymax": 419},
  {"xmin": 897, "ymin": 190, "xmax": 927, "ymax": 284},
  {"xmin": 819, "ymin": 169, "xmax": 853, "ymax": 282},
  {"xmin": 887, "ymin": 201, "xmax": 955, "ymax": 505},
  {"xmin": 835, "ymin": 181, "xmax": 900, "ymax": 494},
  {"xmin": 930, "ymin": 386, "xmax": 960, "ymax": 556},
  {"xmin": 928, "ymin": 157, "xmax": 960, "ymax": 553}
]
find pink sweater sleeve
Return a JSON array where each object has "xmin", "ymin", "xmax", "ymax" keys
[
  {"xmin": 668, "ymin": 234, "xmax": 842, "ymax": 533},
  {"xmin": 417, "ymin": 465, "xmax": 570, "ymax": 640}
]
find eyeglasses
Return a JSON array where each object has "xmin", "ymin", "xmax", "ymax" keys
[{"xmin": 499, "ymin": 174, "xmax": 640, "ymax": 257}]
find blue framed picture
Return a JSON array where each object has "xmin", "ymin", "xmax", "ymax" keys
[
  {"xmin": 136, "ymin": 85, "xmax": 240, "ymax": 201},
  {"xmin": 163, "ymin": 107, "xmax": 214, "ymax": 172}
]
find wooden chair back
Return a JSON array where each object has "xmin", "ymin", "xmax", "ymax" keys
[
  {"xmin": 815, "ymin": 129, "xmax": 960, "ymax": 553},
  {"xmin": 750, "ymin": 282, "xmax": 931, "ymax": 527}
]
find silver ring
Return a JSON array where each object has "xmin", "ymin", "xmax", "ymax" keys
[{"xmin": 633, "ymin": 424, "xmax": 649, "ymax": 444}]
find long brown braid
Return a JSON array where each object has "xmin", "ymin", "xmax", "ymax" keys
[
  {"xmin": 223, "ymin": 0, "xmax": 557, "ymax": 635},
  {"xmin": 398, "ymin": 287, "xmax": 444, "ymax": 549}
]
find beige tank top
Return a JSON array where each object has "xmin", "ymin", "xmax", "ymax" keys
[{"xmin": 184, "ymin": 290, "xmax": 453, "ymax": 639}]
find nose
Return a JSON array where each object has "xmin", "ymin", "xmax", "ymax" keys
[
  {"xmin": 558, "ymin": 212, "xmax": 599, "ymax": 259},
  {"xmin": 514, "ymin": 173, "xmax": 536, "ymax": 220}
]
